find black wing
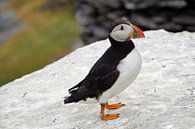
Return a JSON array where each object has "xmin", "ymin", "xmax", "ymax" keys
[
  {"xmin": 68, "ymin": 63, "xmax": 119, "ymax": 97},
  {"xmin": 64, "ymin": 64, "xmax": 119, "ymax": 104},
  {"xmin": 86, "ymin": 63, "xmax": 119, "ymax": 96},
  {"xmin": 64, "ymin": 48, "xmax": 120, "ymax": 104}
]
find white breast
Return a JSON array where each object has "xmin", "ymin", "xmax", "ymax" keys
[{"xmin": 99, "ymin": 48, "xmax": 142, "ymax": 104}]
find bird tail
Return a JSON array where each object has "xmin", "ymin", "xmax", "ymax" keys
[
  {"xmin": 64, "ymin": 88, "xmax": 91, "ymax": 104},
  {"xmin": 64, "ymin": 93, "xmax": 84, "ymax": 104},
  {"xmin": 64, "ymin": 80, "xmax": 96, "ymax": 104},
  {"xmin": 68, "ymin": 80, "xmax": 84, "ymax": 94}
]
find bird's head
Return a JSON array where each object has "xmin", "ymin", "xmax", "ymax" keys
[{"xmin": 108, "ymin": 18, "xmax": 145, "ymax": 42}]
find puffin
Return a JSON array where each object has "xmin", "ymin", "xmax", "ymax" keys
[{"xmin": 64, "ymin": 18, "xmax": 144, "ymax": 120}]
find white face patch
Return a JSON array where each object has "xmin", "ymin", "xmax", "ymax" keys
[{"xmin": 109, "ymin": 24, "xmax": 134, "ymax": 42}]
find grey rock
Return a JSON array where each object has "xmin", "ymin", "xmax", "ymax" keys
[
  {"xmin": 130, "ymin": 13, "xmax": 159, "ymax": 29},
  {"xmin": 159, "ymin": 0, "xmax": 187, "ymax": 8},
  {"xmin": 151, "ymin": 15, "xmax": 168, "ymax": 24},
  {"xmin": 173, "ymin": 15, "xmax": 195, "ymax": 25},
  {"xmin": 121, "ymin": 0, "xmax": 187, "ymax": 9},
  {"xmin": 96, "ymin": 16, "xmax": 111, "ymax": 27},
  {"xmin": 91, "ymin": 26, "xmax": 108, "ymax": 39},
  {"xmin": 81, "ymin": 25, "xmax": 107, "ymax": 44},
  {"xmin": 73, "ymin": 0, "xmax": 195, "ymax": 44},
  {"xmin": 160, "ymin": 22, "xmax": 183, "ymax": 31},
  {"xmin": 75, "ymin": 10, "xmax": 95, "ymax": 26},
  {"xmin": 86, "ymin": 0, "xmax": 121, "ymax": 9},
  {"xmin": 80, "ymin": 31, "xmax": 95, "ymax": 44},
  {"xmin": 186, "ymin": 25, "xmax": 195, "ymax": 31},
  {"xmin": 106, "ymin": 10, "xmax": 127, "ymax": 21}
]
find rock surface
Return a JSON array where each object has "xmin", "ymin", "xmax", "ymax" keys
[{"xmin": 0, "ymin": 30, "xmax": 195, "ymax": 129}]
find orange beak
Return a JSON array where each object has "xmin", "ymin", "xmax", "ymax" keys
[
  {"xmin": 129, "ymin": 32, "xmax": 134, "ymax": 39},
  {"xmin": 133, "ymin": 25, "xmax": 145, "ymax": 38}
]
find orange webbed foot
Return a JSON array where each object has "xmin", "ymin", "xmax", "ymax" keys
[
  {"xmin": 106, "ymin": 102, "xmax": 125, "ymax": 110},
  {"xmin": 101, "ymin": 114, "xmax": 120, "ymax": 120}
]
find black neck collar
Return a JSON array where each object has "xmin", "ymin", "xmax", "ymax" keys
[{"xmin": 108, "ymin": 35, "xmax": 135, "ymax": 52}]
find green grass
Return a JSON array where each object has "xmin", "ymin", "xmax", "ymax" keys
[{"xmin": 0, "ymin": 0, "xmax": 80, "ymax": 86}]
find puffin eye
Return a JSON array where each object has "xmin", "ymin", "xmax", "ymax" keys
[{"xmin": 120, "ymin": 26, "xmax": 124, "ymax": 30}]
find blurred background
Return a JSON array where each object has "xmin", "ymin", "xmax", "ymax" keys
[{"xmin": 0, "ymin": 0, "xmax": 194, "ymax": 86}]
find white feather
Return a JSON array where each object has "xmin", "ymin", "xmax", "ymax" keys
[
  {"xmin": 110, "ymin": 24, "xmax": 134, "ymax": 42},
  {"xmin": 99, "ymin": 48, "xmax": 142, "ymax": 104}
]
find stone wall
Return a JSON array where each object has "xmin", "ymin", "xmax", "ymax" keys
[{"xmin": 74, "ymin": 0, "xmax": 195, "ymax": 44}]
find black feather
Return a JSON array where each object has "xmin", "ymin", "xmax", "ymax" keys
[{"xmin": 64, "ymin": 30, "xmax": 135, "ymax": 104}]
